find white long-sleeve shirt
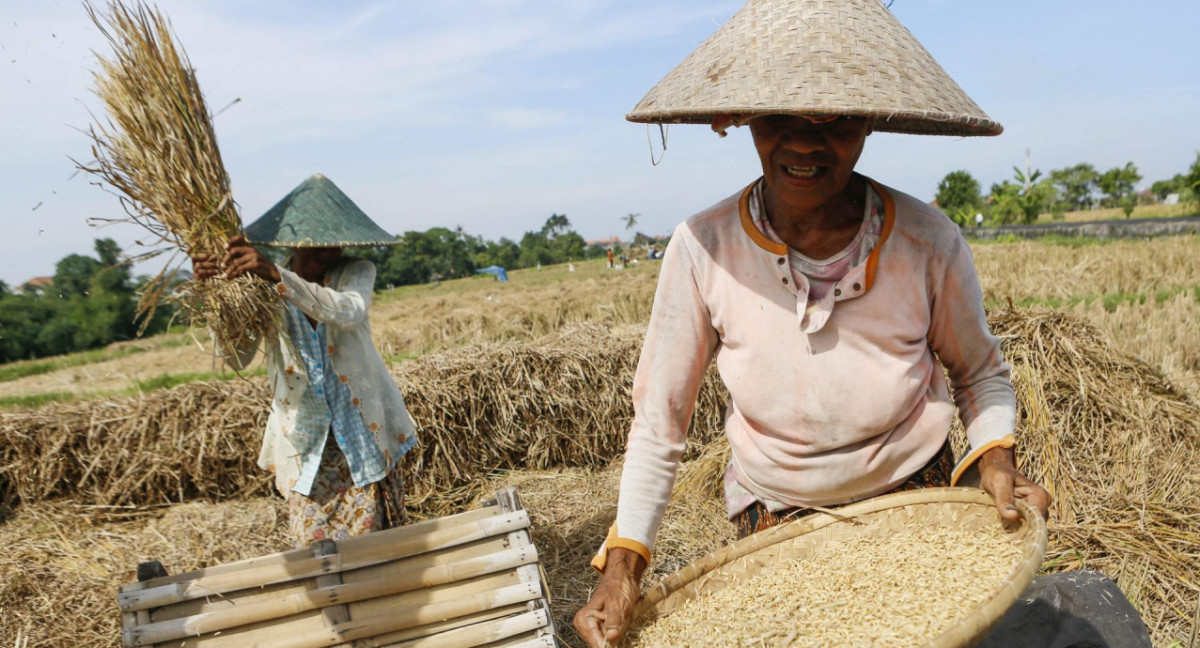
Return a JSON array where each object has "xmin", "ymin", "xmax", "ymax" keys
[
  {"xmin": 599, "ymin": 177, "xmax": 1015, "ymax": 565},
  {"xmin": 226, "ymin": 258, "xmax": 417, "ymax": 497}
]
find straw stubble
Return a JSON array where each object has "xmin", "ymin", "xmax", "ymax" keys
[
  {"xmin": 79, "ymin": 0, "xmax": 281, "ymax": 354},
  {"xmin": 627, "ymin": 526, "xmax": 1021, "ymax": 648}
]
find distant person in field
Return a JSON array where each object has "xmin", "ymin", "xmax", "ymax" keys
[
  {"xmin": 576, "ymin": 1, "xmax": 1149, "ymax": 647},
  {"xmin": 606, "ymin": 248, "xmax": 614, "ymax": 268},
  {"xmin": 191, "ymin": 174, "xmax": 416, "ymax": 549}
]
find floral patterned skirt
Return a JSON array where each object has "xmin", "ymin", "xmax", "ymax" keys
[
  {"xmin": 733, "ymin": 441, "xmax": 955, "ymax": 539},
  {"xmin": 286, "ymin": 437, "xmax": 407, "ymax": 549}
]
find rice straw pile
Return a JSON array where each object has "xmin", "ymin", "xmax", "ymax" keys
[
  {"xmin": 0, "ymin": 498, "xmax": 288, "ymax": 646},
  {"xmin": 78, "ymin": 0, "xmax": 280, "ymax": 350},
  {"xmin": 2, "ymin": 309, "xmax": 1199, "ymax": 645},
  {"xmin": 0, "ymin": 324, "xmax": 728, "ymax": 515},
  {"xmin": 626, "ymin": 526, "xmax": 1023, "ymax": 648}
]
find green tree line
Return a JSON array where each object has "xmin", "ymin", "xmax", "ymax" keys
[
  {"xmin": 935, "ymin": 152, "xmax": 1200, "ymax": 226},
  {"xmin": 1, "ymin": 213, "xmax": 652, "ymax": 363},
  {"xmin": 350, "ymin": 213, "xmax": 614, "ymax": 290},
  {"xmin": 0, "ymin": 238, "xmax": 174, "ymax": 363}
]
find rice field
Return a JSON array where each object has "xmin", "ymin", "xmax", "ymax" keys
[{"xmin": 0, "ymin": 234, "xmax": 1198, "ymax": 647}]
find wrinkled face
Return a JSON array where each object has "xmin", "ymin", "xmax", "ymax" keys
[
  {"xmin": 748, "ymin": 114, "xmax": 870, "ymax": 215},
  {"xmin": 293, "ymin": 246, "xmax": 344, "ymax": 279}
]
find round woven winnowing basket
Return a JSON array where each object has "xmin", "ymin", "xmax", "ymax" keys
[{"xmin": 633, "ymin": 487, "xmax": 1047, "ymax": 648}]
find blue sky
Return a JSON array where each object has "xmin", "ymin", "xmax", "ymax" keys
[{"xmin": 2, "ymin": 0, "xmax": 1197, "ymax": 286}]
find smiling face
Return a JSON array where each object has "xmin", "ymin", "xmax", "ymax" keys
[{"xmin": 748, "ymin": 114, "xmax": 870, "ymax": 220}]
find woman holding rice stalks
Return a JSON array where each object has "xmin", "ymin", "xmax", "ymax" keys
[
  {"xmin": 192, "ymin": 174, "xmax": 417, "ymax": 548},
  {"xmin": 81, "ymin": 0, "xmax": 283, "ymax": 350},
  {"xmin": 81, "ymin": 1, "xmax": 414, "ymax": 547},
  {"xmin": 575, "ymin": 1, "xmax": 1150, "ymax": 646}
]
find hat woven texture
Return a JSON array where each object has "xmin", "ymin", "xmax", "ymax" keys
[
  {"xmin": 627, "ymin": 0, "xmax": 1001, "ymax": 136},
  {"xmin": 245, "ymin": 174, "xmax": 398, "ymax": 247}
]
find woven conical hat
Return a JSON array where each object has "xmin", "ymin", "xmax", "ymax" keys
[
  {"xmin": 627, "ymin": 0, "xmax": 1001, "ymax": 136},
  {"xmin": 245, "ymin": 174, "xmax": 398, "ymax": 247}
]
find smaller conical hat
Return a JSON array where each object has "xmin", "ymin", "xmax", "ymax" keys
[
  {"xmin": 627, "ymin": 0, "xmax": 1001, "ymax": 136},
  {"xmin": 245, "ymin": 174, "xmax": 398, "ymax": 247}
]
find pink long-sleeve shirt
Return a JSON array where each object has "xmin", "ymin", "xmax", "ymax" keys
[{"xmin": 607, "ymin": 177, "xmax": 1015, "ymax": 557}]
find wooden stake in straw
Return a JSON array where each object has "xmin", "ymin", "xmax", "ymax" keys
[{"xmin": 78, "ymin": 0, "xmax": 281, "ymax": 355}]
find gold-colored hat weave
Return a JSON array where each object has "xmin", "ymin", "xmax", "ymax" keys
[{"xmin": 627, "ymin": 0, "xmax": 1002, "ymax": 136}]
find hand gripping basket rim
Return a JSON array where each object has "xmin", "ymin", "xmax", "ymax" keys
[{"xmin": 634, "ymin": 487, "xmax": 1048, "ymax": 648}]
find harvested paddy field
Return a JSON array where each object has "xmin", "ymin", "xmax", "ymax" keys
[{"xmin": 1, "ymin": 235, "xmax": 1198, "ymax": 646}]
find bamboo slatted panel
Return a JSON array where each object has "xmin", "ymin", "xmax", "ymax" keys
[
  {"xmin": 630, "ymin": 488, "xmax": 1047, "ymax": 648},
  {"xmin": 118, "ymin": 488, "xmax": 557, "ymax": 648}
]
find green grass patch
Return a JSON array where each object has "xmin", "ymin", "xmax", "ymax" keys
[
  {"xmin": 0, "ymin": 391, "xmax": 79, "ymax": 409},
  {"xmin": 373, "ymin": 257, "xmax": 659, "ymax": 304},
  {"xmin": 1036, "ymin": 203, "xmax": 1197, "ymax": 223},
  {"xmin": 0, "ymin": 366, "xmax": 266, "ymax": 410},
  {"xmin": 0, "ymin": 331, "xmax": 196, "ymax": 384},
  {"xmin": 0, "ymin": 346, "xmax": 145, "ymax": 383},
  {"xmin": 969, "ymin": 234, "xmax": 1117, "ymax": 248},
  {"xmin": 131, "ymin": 370, "xmax": 246, "ymax": 392}
]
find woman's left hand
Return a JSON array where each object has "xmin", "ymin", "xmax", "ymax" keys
[
  {"xmin": 977, "ymin": 445, "xmax": 1051, "ymax": 522},
  {"xmin": 221, "ymin": 235, "xmax": 281, "ymax": 283}
]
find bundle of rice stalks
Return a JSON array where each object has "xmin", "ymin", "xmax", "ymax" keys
[{"xmin": 78, "ymin": 0, "xmax": 281, "ymax": 351}]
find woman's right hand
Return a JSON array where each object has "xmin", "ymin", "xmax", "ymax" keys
[
  {"xmin": 574, "ymin": 548, "xmax": 645, "ymax": 647},
  {"xmin": 191, "ymin": 252, "xmax": 221, "ymax": 282}
]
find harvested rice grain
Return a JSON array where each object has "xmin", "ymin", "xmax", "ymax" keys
[{"xmin": 628, "ymin": 523, "xmax": 1022, "ymax": 647}]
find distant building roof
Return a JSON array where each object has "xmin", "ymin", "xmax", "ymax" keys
[
  {"xmin": 20, "ymin": 276, "xmax": 54, "ymax": 291},
  {"xmin": 586, "ymin": 236, "xmax": 623, "ymax": 246}
]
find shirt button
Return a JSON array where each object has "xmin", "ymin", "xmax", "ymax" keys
[
  {"xmin": 852, "ymin": 283, "xmax": 862, "ymax": 291},
  {"xmin": 781, "ymin": 277, "xmax": 788, "ymax": 285},
  {"xmin": 834, "ymin": 288, "xmax": 842, "ymax": 297},
  {"xmin": 777, "ymin": 257, "xmax": 786, "ymax": 265}
]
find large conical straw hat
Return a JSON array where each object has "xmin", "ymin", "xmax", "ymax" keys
[
  {"xmin": 627, "ymin": 0, "xmax": 1002, "ymax": 136},
  {"xmin": 245, "ymin": 174, "xmax": 398, "ymax": 247}
]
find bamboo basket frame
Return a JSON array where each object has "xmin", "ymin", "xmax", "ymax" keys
[
  {"xmin": 118, "ymin": 488, "xmax": 557, "ymax": 648},
  {"xmin": 633, "ymin": 487, "xmax": 1047, "ymax": 648}
]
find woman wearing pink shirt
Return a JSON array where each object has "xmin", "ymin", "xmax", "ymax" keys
[{"xmin": 573, "ymin": 1, "xmax": 1151, "ymax": 647}]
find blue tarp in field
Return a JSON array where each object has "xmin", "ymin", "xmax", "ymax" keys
[{"xmin": 476, "ymin": 266, "xmax": 509, "ymax": 282}]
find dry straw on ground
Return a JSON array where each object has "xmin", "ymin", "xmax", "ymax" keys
[
  {"xmin": 1070, "ymin": 291, "xmax": 1200, "ymax": 397},
  {"xmin": 2, "ymin": 308, "xmax": 1198, "ymax": 646},
  {"xmin": 0, "ymin": 324, "xmax": 728, "ymax": 516},
  {"xmin": 989, "ymin": 309, "xmax": 1200, "ymax": 641},
  {"xmin": 972, "ymin": 236, "xmax": 1199, "ymax": 302},
  {"xmin": 79, "ymin": 0, "xmax": 281, "ymax": 349},
  {"xmin": 0, "ymin": 499, "xmax": 287, "ymax": 646},
  {"xmin": 372, "ymin": 271, "xmax": 660, "ymax": 359}
]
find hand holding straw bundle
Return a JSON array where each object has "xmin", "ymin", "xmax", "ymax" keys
[{"xmin": 78, "ymin": 0, "xmax": 281, "ymax": 357}]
